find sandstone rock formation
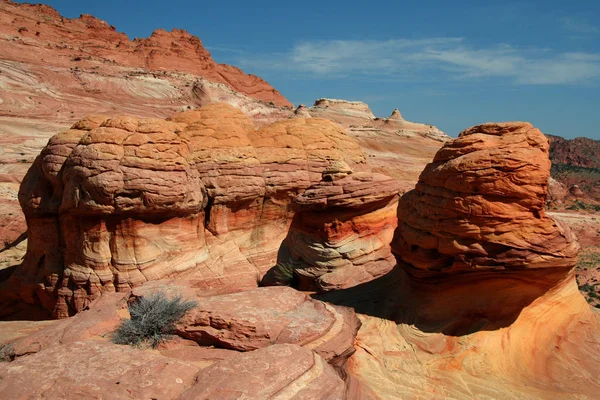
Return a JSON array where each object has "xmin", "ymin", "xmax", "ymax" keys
[
  {"xmin": 306, "ymin": 98, "xmax": 450, "ymax": 194},
  {"xmin": 388, "ymin": 108, "xmax": 403, "ymax": 120},
  {"xmin": 0, "ymin": 281, "xmax": 354, "ymax": 399},
  {"xmin": 180, "ymin": 344, "xmax": 346, "ymax": 400},
  {"xmin": 393, "ymin": 122, "xmax": 579, "ymax": 276},
  {"xmin": 0, "ymin": 1, "xmax": 290, "ymax": 107},
  {"xmin": 175, "ymin": 286, "xmax": 360, "ymax": 367},
  {"xmin": 0, "ymin": 340, "xmax": 201, "ymax": 399},
  {"xmin": 2, "ymin": 103, "xmax": 374, "ymax": 318},
  {"xmin": 294, "ymin": 104, "xmax": 312, "ymax": 118},
  {"xmin": 569, "ymin": 184, "xmax": 585, "ymax": 198},
  {"xmin": 316, "ymin": 121, "xmax": 599, "ymax": 398},
  {"xmin": 269, "ymin": 166, "xmax": 399, "ymax": 291}
]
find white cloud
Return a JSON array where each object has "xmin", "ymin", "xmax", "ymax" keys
[
  {"xmin": 239, "ymin": 38, "xmax": 600, "ymax": 86},
  {"xmin": 560, "ymin": 16, "xmax": 599, "ymax": 35}
]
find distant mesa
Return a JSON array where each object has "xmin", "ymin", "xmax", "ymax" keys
[{"xmin": 312, "ymin": 98, "xmax": 376, "ymax": 119}]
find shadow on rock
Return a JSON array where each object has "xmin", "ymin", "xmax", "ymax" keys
[{"xmin": 314, "ymin": 262, "xmax": 572, "ymax": 336}]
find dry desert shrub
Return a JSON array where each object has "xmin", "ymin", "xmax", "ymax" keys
[{"xmin": 112, "ymin": 292, "xmax": 196, "ymax": 348}]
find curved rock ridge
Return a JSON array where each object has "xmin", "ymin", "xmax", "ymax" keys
[
  {"xmin": 175, "ymin": 286, "xmax": 360, "ymax": 367},
  {"xmin": 269, "ymin": 168, "xmax": 399, "ymax": 291},
  {"xmin": 179, "ymin": 344, "xmax": 346, "ymax": 400},
  {"xmin": 5, "ymin": 103, "xmax": 368, "ymax": 318},
  {"xmin": 325, "ymin": 266, "xmax": 600, "ymax": 399},
  {"xmin": 0, "ymin": 0, "xmax": 291, "ymax": 107},
  {"xmin": 392, "ymin": 122, "xmax": 579, "ymax": 276}
]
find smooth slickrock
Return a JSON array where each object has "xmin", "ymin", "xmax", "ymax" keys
[
  {"xmin": 2, "ymin": 292, "xmax": 128, "ymax": 359},
  {"xmin": 176, "ymin": 286, "xmax": 360, "ymax": 367},
  {"xmin": 330, "ymin": 268, "xmax": 600, "ymax": 399},
  {"xmin": 392, "ymin": 122, "xmax": 579, "ymax": 276},
  {"xmin": 269, "ymin": 167, "xmax": 399, "ymax": 291},
  {"xmin": 0, "ymin": 341, "xmax": 201, "ymax": 399},
  {"xmin": 3, "ymin": 104, "xmax": 368, "ymax": 318},
  {"xmin": 180, "ymin": 344, "xmax": 346, "ymax": 400}
]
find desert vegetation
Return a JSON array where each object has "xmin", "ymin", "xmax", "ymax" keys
[{"xmin": 112, "ymin": 292, "xmax": 196, "ymax": 348}]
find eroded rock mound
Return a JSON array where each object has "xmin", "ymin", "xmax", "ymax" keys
[
  {"xmin": 272, "ymin": 167, "xmax": 399, "ymax": 292},
  {"xmin": 5, "ymin": 104, "xmax": 368, "ymax": 318},
  {"xmin": 392, "ymin": 122, "xmax": 579, "ymax": 276},
  {"xmin": 315, "ymin": 122, "xmax": 599, "ymax": 398}
]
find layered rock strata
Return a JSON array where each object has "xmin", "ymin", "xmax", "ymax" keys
[
  {"xmin": 315, "ymin": 122, "xmax": 599, "ymax": 398},
  {"xmin": 268, "ymin": 164, "xmax": 399, "ymax": 291},
  {"xmin": 392, "ymin": 122, "xmax": 579, "ymax": 276},
  {"xmin": 0, "ymin": 1, "xmax": 290, "ymax": 106},
  {"xmin": 175, "ymin": 286, "xmax": 360, "ymax": 367},
  {"xmin": 5, "ymin": 103, "xmax": 368, "ymax": 317}
]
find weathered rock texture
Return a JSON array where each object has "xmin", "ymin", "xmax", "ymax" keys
[
  {"xmin": 0, "ymin": 341, "xmax": 202, "ymax": 399},
  {"xmin": 0, "ymin": 1, "xmax": 290, "ymax": 107},
  {"xmin": 315, "ymin": 121, "xmax": 599, "ymax": 398},
  {"xmin": 392, "ymin": 122, "xmax": 579, "ymax": 276},
  {"xmin": 341, "ymin": 272, "xmax": 600, "ymax": 399},
  {"xmin": 180, "ymin": 344, "xmax": 346, "ymax": 400},
  {"xmin": 306, "ymin": 98, "xmax": 450, "ymax": 194},
  {"xmin": 2, "ymin": 103, "xmax": 375, "ymax": 318},
  {"xmin": 272, "ymin": 167, "xmax": 399, "ymax": 291},
  {"xmin": 0, "ymin": 282, "xmax": 355, "ymax": 399},
  {"xmin": 176, "ymin": 286, "xmax": 360, "ymax": 367}
]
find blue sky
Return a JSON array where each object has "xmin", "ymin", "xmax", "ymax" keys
[{"xmin": 21, "ymin": 0, "xmax": 600, "ymax": 139}]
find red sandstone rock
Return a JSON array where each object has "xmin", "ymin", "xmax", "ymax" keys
[
  {"xmin": 392, "ymin": 122, "xmax": 579, "ymax": 275},
  {"xmin": 0, "ymin": 1, "xmax": 290, "ymax": 107},
  {"xmin": 176, "ymin": 286, "xmax": 360, "ymax": 367},
  {"xmin": 315, "ymin": 122, "xmax": 599, "ymax": 398},
  {"xmin": 5, "ymin": 292, "xmax": 128, "ymax": 358},
  {"xmin": 179, "ymin": 344, "xmax": 346, "ymax": 400},
  {"xmin": 0, "ymin": 341, "xmax": 201, "ymax": 399}
]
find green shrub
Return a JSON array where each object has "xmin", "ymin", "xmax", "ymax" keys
[{"xmin": 112, "ymin": 292, "xmax": 196, "ymax": 349}]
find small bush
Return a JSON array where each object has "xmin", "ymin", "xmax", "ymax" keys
[
  {"xmin": 0, "ymin": 343, "xmax": 14, "ymax": 362},
  {"xmin": 112, "ymin": 292, "xmax": 196, "ymax": 349}
]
